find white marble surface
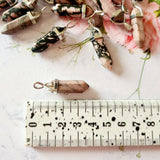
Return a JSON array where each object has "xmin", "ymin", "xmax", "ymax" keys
[{"xmin": 1, "ymin": 2, "xmax": 160, "ymax": 160}]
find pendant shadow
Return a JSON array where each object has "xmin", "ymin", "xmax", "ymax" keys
[
  {"xmin": 35, "ymin": 145, "xmax": 160, "ymax": 153},
  {"xmin": 57, "ymin": 87, "xmax": 100, "ymax": 100}
]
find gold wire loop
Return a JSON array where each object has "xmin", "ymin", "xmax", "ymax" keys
[
  {"xmin": 44, "ymin": 79, "xmax": 59, "ymax": 93},
  {"xmin": 110, "ymin": 0, "xmax": 132, "ymax": 31},
  {"xmin": 132, "ymin": 0, "xmax": 137, "ymax": 6},
  {"xmin": 8, "ymin": 0, "xmax": 18, "ymax": 6},
  {"xmin": 110, "ymin": 16, "xmax": 132, "ymax": 30},
  {"xmin": 88, "ymin": 19, "xmax": 103, "ymax": 39},
  {"xmin": 112, "ymin": 0, "xmax": 128, "ymax": 13},
  {"xmin": 121, "ymin": 0, "xmax": 125, "ymax": 12},
  {"xmin": 51, "ymin": 20, "xmax": 77, "ymax": 41},
  {"xmin": 88, "ymin": 19, "xmax": 95, "ymax": 29},
  {"xmin": 92, "ymin": 27, "xmax": 103, "ymax": 39},
  {"xmin": 130, "ymin": 0, "xmax": 143, "ymax": 19},
  {"xmin": 33, "ymin": 82, "xmax": 44, "ymax": 89}
]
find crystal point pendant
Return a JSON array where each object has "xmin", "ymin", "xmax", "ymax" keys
[{"xmin": 33, "ymin": 79, "xmax": 89, "ymax": 93}]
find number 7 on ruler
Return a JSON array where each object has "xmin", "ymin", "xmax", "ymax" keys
[{"xmin": 26, "ymin": 100, "xmax": 160, "ymax": 147}]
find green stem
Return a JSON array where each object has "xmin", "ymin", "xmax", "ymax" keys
[
  {"xmin": 127, "ymin": 52, "xmax": 150, "ymax": 100},
  {"xmin": 138, "ymin": 55, "xmax": 147, "ymax": 89},
  {"xmin": 60, "ymin": 37, "xmax": 91, "ymax": 63},
  {"xmin": 127, "ymin": 90, "xmax": 138, "ymax": 100}
]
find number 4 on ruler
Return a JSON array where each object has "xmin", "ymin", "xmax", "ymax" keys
[{"xmin": 26, "ymin": 100, "xmax": 160, "ymax": 147}]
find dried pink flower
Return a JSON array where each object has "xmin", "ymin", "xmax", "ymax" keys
[{"xmin": 102, "ymin": 0, "xmax": 160, "ymax": 53}]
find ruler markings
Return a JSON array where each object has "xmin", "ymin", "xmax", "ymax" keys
[
  {"xmin": 144, "ymin": 134, "xmax": 146, "ymax": 145},
  {"xmin": 70, "ymin": 135, "xmax": 72, "ymax": 147},
  {"xmin": 62, "ymin": 101, "xmax": 64, "ymax": 117},
  {"xmin": 157, "ymin": 101, "xmax": 160, "ymax": 112},
  {"xmin": 130, "ymin": 134, "xmax": 132, "ymax": 146},
  {"xmin": 137, "ymin": 131, "xmax": 139, "ymax": 146},
  {"xmin": 40, "ymin": 101, "xmax": 42, "ymax": 113},
  {"xmin": 77, "ymin": 101, "xmax": 79, "ymax": 117},
  {"xmin": 122, "ymin": 131, "xmax": 124, "ymax": 146},
  {"xmin": 32, "ymin": 101, "xmax": 34, "ymax": 115},
  {"xmin": 85, "ymin": 136, "xmax": 87, "ymax": 146},
  {"xmin": 106, "ymin": 101, "xmax": 109, "ymax": 116},
  {"xmin": 114, "ymin": 101, "xmax": 116, "ymax": 112},
  {"xmin": 143, "ymin": 100, "xmax": 145, "ymax": 112},
  {"xmin": 55, "ymin": 102, "xmax": 57, "ymax": 113},
  {"xmin": 121, "ymin": 102, "xmax": 123, "ymax": 117},
  {"xmin": 77, "ymin": 131, "xmax": 79, "ymax": 147},
  {"xmin": 152, "ymin": 130, "xmax": 154, "ymax": 145},
  {"xmin": 39, "ymin": 135, "xmax": 41, "ymax": 146},
  {"xmin": 115, "ymin": 135, "xmax": 117, "ymax": 146},
  {"xmin": 100, "ymin": 135, "xmax": 102, "ymax": 146},
  {"xmin": 47, "ymin": 132, "xmax": 49, "ymax": 147},
  {"xmin": 31, "ymin": 132, "xmax": 33, "ymax": 147},
  {"xmin": 47, "ymin": 102, "xmax": 49, "ymax": 117},
  {"xmin": 26, "ymin": 100, "xmax": 160, "ymax": 147},
  {"xmin": 62, "ymin": 131, "xmax": 64, "ymax": 147},
  {"xmin": 92, "ymin": 101, "xmax": 94, "ymax": 117},
  {"xmin": 128, "ymin": 101, "xmax": 131, "ymax": 112},
  {"xmin": 150, "ymin": 102, "xmax": 153, "ymax": 116},
  {"xmin": 136, "ymin": 102, "xmax": 138, "ymax": 116},
  {"xmin": 99, "ymin": 101, "xmax": 102, "ymax": 113},
  {"xmin": 55, "ymin": 135, "xmax": 56, "ymax": 147},
  {"xmin": 107, "ymin": 131, "xmax": 109, "ymax": 146},
  {"xmin": 70, "ymin": 101, "xmax": 72, "ymax": 113},
  {"xmin": 92, "ymin": 132, "xmax": 94, "ymax": 147}
]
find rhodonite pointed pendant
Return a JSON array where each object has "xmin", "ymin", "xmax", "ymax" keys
[
  {"xmin": 0, "ymin": 0, "xmax": 17, "ymax": 11},
  {"xmin": 44, "ymin": 0, "xmax": 84, "ymax": 5},
  {"xmin": 130, "ymin": 2, "xmax": 145, "ymax": 48},
  {"xmin": 32, "ymin": 26, "xmax": 66, "ymax": 52},
  {"xmin": 33, "ymin": 79, "xmax": 89, "ymax": 93},
  {"xmin": 90, "ymin": 29, "xmax": 113, "ymax": 71},
  {"xmin": 1, "ymin": 11, "xmax": 42, "ymax": 34},
  {"xmin": 2, "ymin": 0, "xmax": 38, "ymax": 22},
  {"xmin": 51, "ymin": 4, "xmax": 94, "ymax": 18}
]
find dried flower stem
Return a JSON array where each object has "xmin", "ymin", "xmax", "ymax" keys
[
  {"xmin": 127, "ymin": 51, "xmax": 151, "ymax": 99},
  {"xmin": 60, "ymin": 37, "xmax": 91, "ymax": 63}
]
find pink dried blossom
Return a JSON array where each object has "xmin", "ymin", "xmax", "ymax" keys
[
  {"xmin": 61, "ymin": 0, "xmax": 160, "ymax": 53},
  {"xmin": 102, "ymin": 0, "xmax": 160, "ymax": 53}
]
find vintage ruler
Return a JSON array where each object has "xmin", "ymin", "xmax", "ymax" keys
[{"xmin": 26, "ymin": 100, "xmax": 160, "ymax": 147}]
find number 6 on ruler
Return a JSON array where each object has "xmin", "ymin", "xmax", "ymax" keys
[{"xmin": 26, "ymin": 100, "xmax": 160, "ymax": 147}]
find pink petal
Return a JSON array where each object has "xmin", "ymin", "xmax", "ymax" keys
[
  {"xmin": 143, "ymin": 11, "xmax": 160, "ymax": 53},
  {"xmin": 100, "ymin": 0, "xmax": 116, "ymax": 17},
  {"xmin": 60, "ymin": 17, "xmax": 89, "ymax": 35},
  {"xmin": 103, "ymin": 1, "xmax": 160, "ymax": 53},
  {"xmin": 103, "ymin": 15, "xmax": 137, "ymax": 50}
]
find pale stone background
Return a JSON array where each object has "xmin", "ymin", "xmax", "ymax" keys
[{"xmin": 1, "ymin": 1, "xmax": 160, "ymax": 160}]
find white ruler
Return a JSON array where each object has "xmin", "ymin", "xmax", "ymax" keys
[{"xmin": 26, "ymin": 100, "xmax": 160, "ymax": 147}]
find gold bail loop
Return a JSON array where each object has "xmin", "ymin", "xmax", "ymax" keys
[
  {"xmin": 88, "ymin": 19, "xmax": 103, "ymax": 39},
  {"xmin": 45, "ymin": 79, "xmax": 59, "ymax": 93},
  {"xmin": 88, "ymin": 19, "xmax": 95, "ymax": 29},
  {"xmin": 132, "ymin": 0, "xmax": 137, "ymax": 6}
]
